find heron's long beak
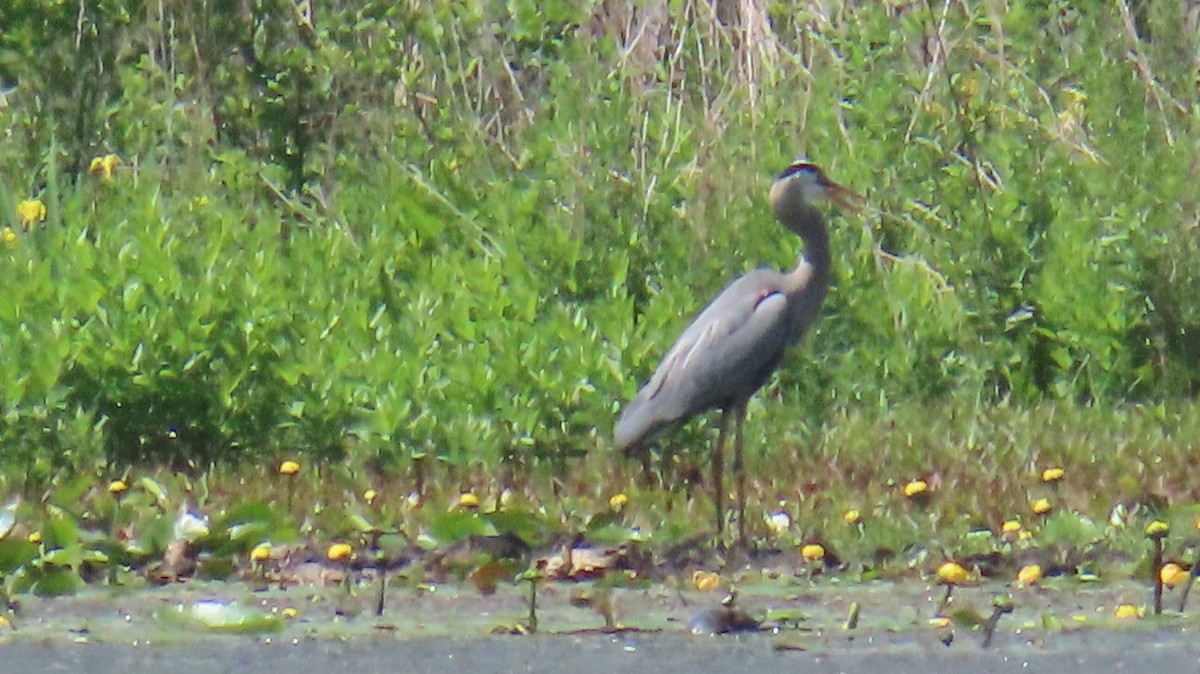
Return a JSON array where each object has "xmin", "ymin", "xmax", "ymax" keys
[{"xmin": 828, "ymin": 182, "xmax": 864, "ymax": 213}]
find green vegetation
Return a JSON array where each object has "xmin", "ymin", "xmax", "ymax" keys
[{"xmin": 0, "ymin": 0, "xmax": 1198, "ymax": 598}]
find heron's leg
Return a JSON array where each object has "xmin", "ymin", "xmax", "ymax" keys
[
  {"xmin": 712, "ymin": 407, "xmax": 732, "ymax": 539},
  {"xmin": 733, "ymin": 400, "xmax": 748, "ymax": 545}
]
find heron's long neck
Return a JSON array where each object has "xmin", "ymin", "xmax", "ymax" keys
[
  {"xmin": 773, "ymin": 202, "xmax": 832, "ymax": 342},
  {"xmin": 797, "ymin": 219, "xmax": 830, "ymax": 274},
  {"xmin": 783, "ymin": 203, "xmax": 831, "ymax": 290}
]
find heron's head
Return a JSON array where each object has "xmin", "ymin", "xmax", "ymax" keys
[{"xmin": 769, "ymin": 160, "xmax": 860, "ymax": 218}]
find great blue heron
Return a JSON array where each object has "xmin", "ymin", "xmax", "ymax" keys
[{"xmin": 615, "ymin": 160, "xmax": 859, "ymax": 544}]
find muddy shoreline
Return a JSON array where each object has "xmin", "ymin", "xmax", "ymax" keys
[{"xmin": 3, "ymin": 578, "xmax": 1198, "ymax": 672}]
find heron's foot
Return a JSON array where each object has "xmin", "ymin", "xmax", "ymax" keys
[
  {"xmin": 733, "ymin": 535, "xmax": 753, "ymax": 557},
  {"xmin": 716, "ymin": 537, "xmax": 755, "ymax": 567},
  {"xmin": 709, "ymin": 534, "xmax": 757, "ymax": 566},
  {"xmin": 712, "ymin": 535, "xmax": 728, "ymax": 559}
]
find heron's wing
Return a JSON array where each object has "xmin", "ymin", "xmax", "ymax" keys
[
  {"xmin": 645, "ymin": 278, "xmax": 790, "ymax": 406},
  {"xmin": 616, "ymin": 271, "xmax": 795, "ymax": 451}
]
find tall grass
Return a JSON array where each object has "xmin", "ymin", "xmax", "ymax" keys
[{"xmin": 0, "ymin": 0, "xmax": 1196, "ymax": 496}]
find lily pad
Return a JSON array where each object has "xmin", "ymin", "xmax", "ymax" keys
[{"xmin": 187, "ymin": 600, "xmax": 283, "ymax": 633}]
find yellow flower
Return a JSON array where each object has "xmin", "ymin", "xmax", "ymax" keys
[
  {"xmin": 1031, "ymin": 498, "xmax": 1052, "ymax": 515},
  {"xmin": 1145, "ymin": 520, "xmax": 1169, "ymax": 538},
  {"xmin": 1017, "ymin": 564, "xmax": 1043, "ymax": 585},
  {"xmin": 457, "ymin": 492, "xmax": 480, "ymax": 509},
  {"xmin": 903, "ymin": 480, "xmax": 928, "ymax": 498},
  {"xmin": 1160, "ymin": 563, "xmax": 1189, "ymax": 589},
  {"xmin": 326, "ymin": 542, "xmax": 352, "ymax": 561},
  {"xmin": 108, "ymin": 480, "xmax": 128, "ymax": 494},
  {"xmin": 16, "ymin": 199, "xmax": 46, "ymax": 227},
  {"xmin": 843, "ymin": 509, "xmax": 861, "ymax": 525},
  {"xmin": 363, "ymin": 488, "xmax": 378, "ymax": 504},
  {"xmin": 279, "ymin": 460, "xmax": 300, "ymax": 476},
  {"xmin": 1113, "ymin": 604, "xmax": 1141, "ymax": 619},
  {"xmin": 1041, "ymin": 467, "xmax": 1064, "ymax": 483},
  {"xmin": 27, "ymin": 531, "xmax": 42, "ymax": 544},
  {"xmin": 609, "ymin": 493, "xmax": 628, "ymax": 509},
  {"xmin": 250, "ymin": 542, "xmax": 272, "ymax": 562},
  {"xmin": 1001, "ymin": 520, "xmax": 1022, "ymax": 534},
  {"xmin": 281, "ymin": 607, "xmax": 298, "ymax": 619},
  {"xmin": 2, "ymin": 227, "xmax": 16, "ymax": 247},
  {"xmin": 692, "ymin": 570, "xmax": 720, "ymax": 592},
  {"xmin": 801, "ymin": 544, "xmax": 826, "ymax": 562},
  {"xmin": 88, "ymin": 153, "xmax": 121, "ymax": 180},
  {"xmin": 936, "ymin": 561, "xmax": 971, "ymax": 585}
]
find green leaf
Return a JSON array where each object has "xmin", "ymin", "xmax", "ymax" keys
[
  {"xmin": 427, "ymin": 511, "xmax": 489, "ymax": 544},
  {"xmin": 31, "ymin": 568, "xmax": 84, "ymax": 597},
  {"xmin": 44, "ymin": 510, "xmax": 80, "ymax": 550},
  {"xmin": 0, "ymin": 539, "xmax": 39, "ymax": 575},
  {"xmin": 136, "ymin": 477, "xmax": 169, "ymax": 506}
]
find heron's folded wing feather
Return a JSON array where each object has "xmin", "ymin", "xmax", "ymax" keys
[{"xmin": 645, "ymin": 285, "xmax": 791, "ymax": 418}]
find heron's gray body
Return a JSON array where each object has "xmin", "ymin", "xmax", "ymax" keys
[{"xmin": 614, "ymin": 261, "xmax": 828, "ymax": 453}]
